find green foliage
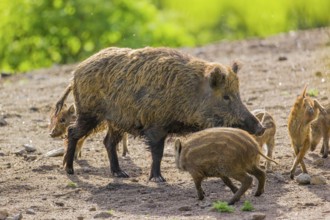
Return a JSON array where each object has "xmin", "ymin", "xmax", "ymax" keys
[
  {"xmin": 212, "ymin": 201, "xmax": 235, "ymax": 213},
  {"xmin": 0, "ymin": 0, "xmax": 194, "ymax": 72},
  {"xmin": 241, "ymin": 200, "xmax": 254, "ymax": 211},
  {"xmin": 307, "ymin": 88, "xmax": 319, "ymax": 97},
  {"xmin": 67, "ymin": 181, "xmax": 77, "ymax": 188},
  {"xmin": 1, "ymin": 0, "xmax": 329, "ymax": 72},
  {"xmin": 160, "ymin": 0, "xmax": 330, "ymax": 44}
]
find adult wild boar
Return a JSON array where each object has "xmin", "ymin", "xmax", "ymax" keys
[{"xmin": 57, "ymin": 47, "xmax": 265, "ymax": 182}]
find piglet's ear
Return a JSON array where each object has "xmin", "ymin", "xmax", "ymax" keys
[
  {"xmin": 301, "ymin": 85, "xmax": 307, "ymax": 98},
  {"xmin": 314, "ymin": 99, "xmax": 327, "ymax": 115},
  {"xmin": 209, "ymin": 67, "xmax": 226, "ymax": 89},
  {"xmin": 231, "ymin": 61, "xmax": 242, "ymax": 74},
  {"xmin": 175, "ymin": 139, "xmax": 182, "ymax": 155},
  {"xmin": 68, "ymin": 104, "xmax": 75, "ymax": 115}
]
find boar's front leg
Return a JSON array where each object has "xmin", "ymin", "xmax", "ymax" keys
[
  {"xmin": 64, "ymin": 114, "xmax": 100, "ymax": 174},
  {"xmin": 144, "ymin": 127, "xmax": 168, "ymax": 182},
  {"xmin": 104, "ymin": 126, "xmax": 129, "ymax": 178}
]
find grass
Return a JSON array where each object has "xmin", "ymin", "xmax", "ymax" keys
[
  {"xmin": 212, "ymin": 201, "xmax": 235, "ymax": 213},
  {"xmin": 307, "ymin": 88, "xmax": 319, "ymax": 97},
  {"xmin": 66, "ymin": 181, "xmax": 78, "ymax": 188},
  {"xmin": 241, "ymin": 200, "xmax": 255, "ymax": 211}
]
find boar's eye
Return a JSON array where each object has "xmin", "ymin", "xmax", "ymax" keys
[
  {"xmin": 223, "ymin": 95, "xmax": 230, "ymax": 101},
  {"xmin": 59, "ymin": 118, "xmax": 66, "ymax": 123}
]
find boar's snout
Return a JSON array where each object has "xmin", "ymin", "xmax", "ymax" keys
[
  {"xmin": 240, "ymin": 113, "xmax": 266, "ymax": 136},
  {"xmin": 254, "ymin": 125, "xmax": 266, "ymax": 136}
]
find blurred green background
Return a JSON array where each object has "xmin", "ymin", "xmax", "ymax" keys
[{"xmin": 1, "ymin": 0, "xmax": 329, "ymax": 72}]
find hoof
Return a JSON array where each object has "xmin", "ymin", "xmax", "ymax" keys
[
  {"xmin": 322, "ymin": 153, "xmax": 328, "ymax": 159},
  {"xmin": 112, "ymin": 170, "xmax": 129, "ymax": 178},
  {"xmin": 228, "ymin": 198, "xmax": 238, "ymax": 205},
  {"xmin": 290, "ymin": 173, "xmax": 294, "ymax": 180},
  {"xmin": 65, "ymin": 167, "xmax": 74, "ymax": 175},
  {"xmin": 230, "ymin": 186, "xmax": 238, "ymax": 193},
  {"xmin": 149, "ymin": 175, "xmax": 166, "ymax": 182},
  {"xmin": 255, "ymin": 190, "xmax": 264, "ymax": 197}
]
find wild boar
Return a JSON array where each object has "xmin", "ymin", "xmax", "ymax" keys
[
  {"xmin": 311, "ymin": 103, "xmax": 330, "ymax": 158},
  {"xmin": 288, "ymin": 86, "xmax": 326, "ymax": 179},
  {"xmin": 56, "ymin": 47, "xmax": 265, "ymax": 182},
  {"xmin": 49, "ymin": 103, "xmax": 129, "ymax": 158},
  {"xmin": 175, "ymin": 127, "xmax": 276, "ymax": 205},
  {"xmin": 251, "ymin": 109, "xmax": 276, "ymax": 171}
]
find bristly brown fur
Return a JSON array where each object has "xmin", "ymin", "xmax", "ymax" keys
[
  {"xmin": 175, "ymin": 127, "xmax": 276, "ymax": 205},
  {"xmin": 49, "ymin": 104, "xmax": 129, "ymax": 159},
  {"xmin": 287, "ymin": 85, "xmax": 326, "ymax": 179},
  {"xmin": 311, "ymin": 103, "xmax": 330, "ymax": 158},
  {"xmin": 252, "ymin": 109, "xmax": 277, "ymax": 171},
  {"xmin": 61, "ymin": 46, "xmax": 265, "ymax": 180}
]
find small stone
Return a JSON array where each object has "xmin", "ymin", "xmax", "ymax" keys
[
  {"xmin": 310, "ymin": 175, "xmax": 327, "ymax": 185},
  {"xmin": 273, "ymin": 172, "xmax": 287, "ymax": 183},
  {"xmin": 312, "ymin": 158, "xmax": 324, "ymax": 167},
  {"xmin": 304, "ymin": 202, "xmax": 316, "ymax": 206},
  {"xmin": 29, "ymin": 107, "xmax": 39, "ymax": 112},
  {"xmin": 94, "ymin": 212, "xmax": 113, "ymax": 219},
  {"xmin": 0, "ymin": 152, "xmax": 5, "ymax": 157},
  {"xmin": 14, "ymin": 149, "xmax": 26, "ymax": 156},
  {"xmin": 89, "ymin": 207, "xmax": 97, "ymax": 212},
  {"xmin": 130, "ymin": 178, "xmax": 139, "ymax": 183},
  {"xmin": 23, "ymin": 144, "xmax": 37, "ymax": 152},
  {"xmin": 55, "ymin": 202, "xmax": 64, "ymax": 207},
  {"xmin": 77, "ymin": 217, "xmax": 84, "ymax": 220},
  {"xmin": 315, "ymin": 71, "xmax": 323, "ymax": 77},
  {"xmin": 26, "ymin": 209, "xmax": 36, "ymax": 215},
  {"xmin": 0, "ymin": 117, "xmax": 8, "ymax": 126},
  {"xmin": 178, "ymin": 206, "xmax": 192, "ymax": 212},
  {"xmin": 9, "ymin": 213, "xmax": 23, "ymax": 220},
  {"xmin": 44, "ymin": 148, "xmax": 64, "ymax": 157},
  {"xmin": 0, "ymin": 209, "xmax": 9, "ymax": 220},
  {"xmin": 1, "ymin": 72, "xmax": 11, "ymax": 78},
  {"xmin": 278, "ymin": 56, "xmax": 288, "ymax": 61},
  {"xmin": 183, "ymin": 212, "xmax": 192, "ymax": 216},
  {"xmin": 25, "ymin": 155, "xmax": 37, "ymax": 161},
  {"xmin": 296, "ymin": 173, "xmax": 311, "ymax": 185},
  {"xmin": 251, "ymin": 212, "xmax": 266, "ymax": 220},
  {"xmin": 82, "ymin": 167, "xmax": 92, "ymax": 173}
]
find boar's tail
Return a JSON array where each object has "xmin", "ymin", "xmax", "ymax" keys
[
  {"xmin": 55, "ymin": 84, "xmax": 72, "ymax": 116},
  {"xmin": 258, "ymin": 150, "xmax": 278, "ymax": 165}
]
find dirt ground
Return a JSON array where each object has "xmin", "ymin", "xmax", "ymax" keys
[{"xmin": 1, "ymin": 28, "xmax": 330, "ymax": 220}]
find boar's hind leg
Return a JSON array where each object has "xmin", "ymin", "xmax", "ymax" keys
[
  {"xmin": 248, "ymin": 166, "xmax": 266, "ymax": 196},
  {"xmin": 220, "ymin": 176, "xmax": 238, "ymax": 193},
  {"xmin": 144, "ymin": 127, "xmax": 168, "ymax": 182},
  {"xmin": 229, "ymin": 173, "xmax": 253, "ymax": 205},
  {"xmin": 104, "ymin": 126, "xmax": 129, "ymax": 178},
  {"xmin": 64, "ymin": 115, "xmax": 100, "ymax": 174}
]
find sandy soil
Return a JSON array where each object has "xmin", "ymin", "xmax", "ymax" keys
[{"xmin": 0, "ymin": 28, "xmax": 330, "ymax": 220}]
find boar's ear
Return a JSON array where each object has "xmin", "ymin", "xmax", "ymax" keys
[
  {"xmin": 68, "ymin": 104, "xmax": 75, "ymax": 115},
  {"xmin": 209, "ymin": 67, "xmax": 226, "ymax": 89},
  {"xmin": 175, "ymin": 139, "xmax": 182, "ymax": 155},
  {"xmin": 231, "ymin": 61, "xmax": 242, "ymax": 74}
]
